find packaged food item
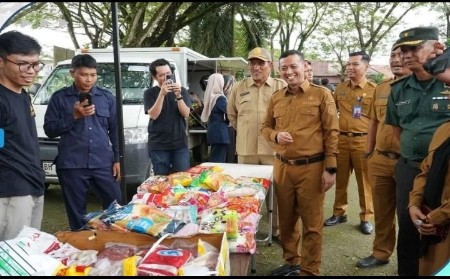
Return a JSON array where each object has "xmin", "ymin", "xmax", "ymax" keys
[{"xmin": 169, "ymin": 172, "xmax": 193, "ymax": 187}]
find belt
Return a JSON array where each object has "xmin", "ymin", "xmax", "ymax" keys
[
  {"xmin": 276, "ymin": 153, "xmax": 325, "ymax": 166},
  {"xmin": 376, "ymin": 149, "xmax": 400, "ymax": 160},
  {"xmin": 340, "ymin": 132, "xmax": 367, "ymax": 137},
  {"xmin": 399, "ymin": 156, "xmax": 422, "ymax": 168}
]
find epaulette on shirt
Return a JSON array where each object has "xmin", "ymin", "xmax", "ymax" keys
[
  {"xmin": 378, "ymin": 77, "xmax": 394, "ymax": 86},
  {"xmin": 367, "ymin": 80, "xmax": 378, "ymax": 87},
  {"xmin": 389, "ymin": 74, "xmax": 411, "ymax": 88},
  {"xmin": 273, "ymin": 77, "xmax": 288, "ymax": 86}
]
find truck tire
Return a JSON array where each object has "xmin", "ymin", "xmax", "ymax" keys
[{"xmin": 192, "ymin": 138, "xmax": 209, "ymax": 163}]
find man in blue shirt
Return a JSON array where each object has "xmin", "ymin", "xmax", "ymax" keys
[{"xmin": 44, "ymin": 54, "xmax": 122, "ymax": 231}]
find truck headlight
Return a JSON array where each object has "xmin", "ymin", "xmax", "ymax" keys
[{"xmin": 123, "ymin": 127, "xmax": 148, "ymax": 144}]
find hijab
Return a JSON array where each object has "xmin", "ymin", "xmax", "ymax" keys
[{"xmin": 200, "ymin": 73, "xmax": 225, "ymax": 123}]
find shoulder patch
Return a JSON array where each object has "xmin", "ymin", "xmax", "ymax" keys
[
  {"xmin": 390, "ymin": 74, "xmax": 411, "ymax": 87},
  {"xmin": 379, "ymin": 77, "xmax": 394, "ymax": 85},
  {"xmin": 368, "ymin": 80, "xmax": 377, "ymax": 87}
]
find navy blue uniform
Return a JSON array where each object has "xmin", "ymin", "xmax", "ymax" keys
[
  {"xmin": 207, "ymin": 96, "xmax": 229, "ymax": 162},
  {"xmin": 44, "ymin": 84, "xmax": 121, "ymax": 230}
]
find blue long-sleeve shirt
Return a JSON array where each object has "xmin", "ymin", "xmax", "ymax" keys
[{"xmin": 44, "ymin": 84, "xmax": 119, "ymax": 169}]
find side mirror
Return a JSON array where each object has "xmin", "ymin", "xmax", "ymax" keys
[{"xmin": 28, "ymin": 83, "xmax": 41, "ymax": 97}]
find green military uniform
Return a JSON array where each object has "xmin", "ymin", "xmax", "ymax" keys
[{"xmin": 384, "ymin": 25, "xmax": 450, "ymax": 276}]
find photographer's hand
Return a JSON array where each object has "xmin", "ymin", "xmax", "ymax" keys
[
  {"xmin": 160, "ymin": 80, "xmax": 174, "ymax": 96},
  {"xmin": 172, "ymin": 82, "xmax": 182, "ymax": 98}
]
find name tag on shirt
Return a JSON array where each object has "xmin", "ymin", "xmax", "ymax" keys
[
  {"xmin": 240, "ymin": 92, "xmax": 250, "ymax": 97},
  {"xmin": 0, "ymin": 128, "xmax": 4, "ymax": 148},
  {"xmin": 352, "ymin": 105, "xmax": 362, "ymax": 118}
]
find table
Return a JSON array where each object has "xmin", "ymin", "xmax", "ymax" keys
[{"xmin": 200, "ymin": 162, "xmax": 274, "ymax": 275}]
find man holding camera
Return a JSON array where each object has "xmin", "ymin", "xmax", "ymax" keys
[
  {"xmin": 385, "ymin": 26, "xmax": 450, "ymax": 276},
  {"xmin": 144, "ymin": 58, "xmax": 192, "ymax": 175},
  {"xmin": 44, "ymin": 54, "xmax": 122, "ymax": 231}
]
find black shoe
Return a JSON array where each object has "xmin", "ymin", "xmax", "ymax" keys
[
  {"xmin": 356, "ymin": 255, "xmax": 389, "ymax": 268},
  {"xmin": 360, "ymin": 221, "xmax": 373, "ymax": 234},
  {"xmin": 270, "ymin": 263, "xmax": 300, "ymax": 276},
  {"xmin": 324, "ymin": 215, "xmax": 347, "ymax": 226}
]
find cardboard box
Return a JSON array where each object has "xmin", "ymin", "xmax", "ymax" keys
[{"xmin": 55, "ymin": 230, "xmax": 230, "ymax": 276}]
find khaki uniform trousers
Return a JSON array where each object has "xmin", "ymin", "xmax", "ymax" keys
[
  {"xmin": 238, "ymin": 155, "xmax": 279, "ymax": 235},
  {"xmin": 367, "ymin": 151, "xmax": 397, "ymax": 261},
  {"xmin": 273, "ymin": 158, "xmax": 325, "ymax": 276},
  {"xmin": 333, "ymin": 134, "xmax": 373, "ymax": 221}
]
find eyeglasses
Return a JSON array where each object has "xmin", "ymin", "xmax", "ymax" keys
[
  {"xmin": 249, "ymin": 60, "xmax": 268, "ymax": 68},
  {"xmin": 4, "ymin": 58, "xmax": 45, "ymax": 72}
]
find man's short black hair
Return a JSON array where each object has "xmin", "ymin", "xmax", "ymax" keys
[
  {"xmin": 0, "ymin": 30, "xmax": 41, "ymax": 59},
  {"xmin": 349, "ymin": 51, "xmax": 370, "ymax": 63},
  {"xmin": 71, "ymin": 54, "xmax": 97, "ymax": 69},
  {"xmin": 150, "ymin": 58, "xmax": 173, "ymax": 77},
  {"xmin": 280, "ymin": 50, "xmax": 304, "ymax": 61}
]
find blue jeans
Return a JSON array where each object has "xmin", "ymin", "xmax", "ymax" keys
[{"xmin": 149, "ymin": 147, "xmax": 190, "ymax": 175}]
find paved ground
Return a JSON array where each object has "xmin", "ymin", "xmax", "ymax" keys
[{"xmin": 42, "ymin": 173, "xmax": 399, "ymax": 276}]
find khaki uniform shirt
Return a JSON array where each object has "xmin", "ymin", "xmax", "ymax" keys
[
  {"xmin": 385, "ymin": 75, "xmax": 449, "ymax": 161},
  {"xmin": 369, "ymin": 78, "xmax": 400, "ymax": 153},
  {"xmin": 409, "ymin": 121, "xmax": 450, "ymax": 225},
  {"xmin": 260, "ymin": 81, "xmax": 340, "ymax": 167},
  {"xmin": 334, "ymin": 79, "xmax": 376, "ymax": 132},
  {"xmin": 227, "ymin": 76, "xmax": 286, "ymax": 156}
]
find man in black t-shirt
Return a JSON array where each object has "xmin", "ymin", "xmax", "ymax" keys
[
  {"xmin": 143, "ymin": 59, "xmax": 192, "ymax": 175},
  {"xmin": 0, "ymin": 31, "xmax": 45, "ymax": 241}
]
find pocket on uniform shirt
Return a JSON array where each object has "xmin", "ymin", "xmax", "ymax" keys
[{"xmin": 96, "ymin": 109, "xmax": 110, "ymax": 128}]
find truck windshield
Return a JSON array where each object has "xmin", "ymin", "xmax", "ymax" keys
[{"xmin": 33, "ymin": 63, "xmax": 152, "ymax": 105}]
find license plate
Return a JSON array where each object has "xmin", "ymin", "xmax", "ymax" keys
[{"xmin": 42, "ymin": 161, "xmax": 56, "ymax": 176}]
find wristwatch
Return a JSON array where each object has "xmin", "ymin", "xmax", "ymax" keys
[
  {"xmin": 325, "ymin": 167, "xmax": 337, "ymax": 174},
  {"xmin": 175, "ymin": 96, "xmax": 183, "ymax": 101}
]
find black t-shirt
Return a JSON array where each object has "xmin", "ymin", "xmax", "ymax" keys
[
  {"xmin": 143, "ymin": 86, "xmax": 192, "ymax": 150},
  {"xmin": 0, "ymin": 84, "xmax": 45, "ymax": 197}
]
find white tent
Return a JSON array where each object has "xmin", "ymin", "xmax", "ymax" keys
[{"xmin": 0, "ymin": 2, "xmax": 33, "ymax": 32}]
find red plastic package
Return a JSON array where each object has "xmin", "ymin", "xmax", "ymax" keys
[{"xmin": 137, "ymin": 247, "xmax": 192, "ymax": 276}]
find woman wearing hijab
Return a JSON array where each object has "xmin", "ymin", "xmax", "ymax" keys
[
  {"xmin": 223, "ymin": 74, "xmax": 237, "ymax": 163},
  {"xmin": 200, "ymin": 73, "xmax": 229, "ymax": 162}
]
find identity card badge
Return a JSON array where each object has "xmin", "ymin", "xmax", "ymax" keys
[
  {"xmin": 352, "ymin": 105, "xmax": 362, "ymax": 118},
  {"xmin": 0, "ymin": 128, "xmax": 4, "ymax": 148}
]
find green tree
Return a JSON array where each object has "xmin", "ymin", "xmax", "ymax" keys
[
  {"xmin": 12, "ymin": 2, "xmax": 230, "ymax": 48},
  {"xmin": 187, "ymin": 3, "xmax": 271, "ymax": 57}
]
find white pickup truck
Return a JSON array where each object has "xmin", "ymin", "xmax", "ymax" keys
[{"xmin": 30, "ymin": 47, "xmax": 247, "ymax": 197}]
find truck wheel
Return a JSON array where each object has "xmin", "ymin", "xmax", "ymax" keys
[{"xmin": 192, "ymin": 139, "xmax": 209, "ymax": 163}]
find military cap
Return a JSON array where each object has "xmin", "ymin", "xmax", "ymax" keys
[
  {"xmin": 248, "ymin": 47, "xmax": 271, "ymax": 62},
  {"xmin": 393, "ymin": 26, "xmax": 439, "ymax": 48}
]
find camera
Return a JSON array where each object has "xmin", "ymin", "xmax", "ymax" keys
[
  {"xmin": 79, "ymin": 93, "xmax": 92, "ymax": 107},
  {"xmin": 166, "ymin": 74, "xmax": 176, "ymax": 84},
  {"xmin": 423, "ymin": 47, "xmax": 450, "ymax": 75}
]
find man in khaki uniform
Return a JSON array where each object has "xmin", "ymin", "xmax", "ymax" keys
[
  {"xmin": 227, "ymin": 47, "xmax": 286, "ymax": 238},
  {"xmin": 261, "ymin": 50, "xmax": 339, "ymax": 276},
  {"xmin": 324, "ymin": 51, "xmax": 376, "ymax": 235},
  {"xmin": 356, "ymin": 44, "xmax": 411, "ymax": 268}
]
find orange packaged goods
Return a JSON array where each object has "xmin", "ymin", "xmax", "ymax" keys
[{"xmin": 138, "ymin": 175, "xmax": 171, "ymax": 194}]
